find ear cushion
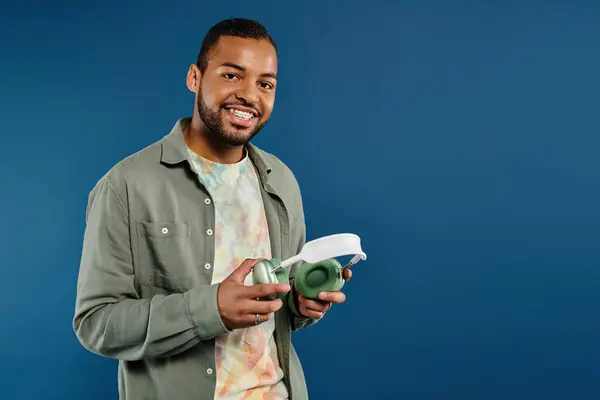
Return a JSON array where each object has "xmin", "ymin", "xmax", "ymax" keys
[{"xmin": 295, "ymin": 258, "xmax": 344, "ymax": 299}]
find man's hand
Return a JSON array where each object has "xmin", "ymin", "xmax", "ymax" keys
[
  {"xmin": 217, "ymin": 258, "xmax": 291, "ymax": 330},
  {"xmin": 296, "ymin": 268, "xmax": 352, "ymax": 319}
]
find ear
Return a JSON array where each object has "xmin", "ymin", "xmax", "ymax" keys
[{"xmin": 186, "ymin": 64, "xmax": 201, "ymax": 93}]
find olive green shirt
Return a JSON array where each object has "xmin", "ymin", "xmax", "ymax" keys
[{"xmin": 73, "ymin": 118, "xmax": 317, "ymax": 399}]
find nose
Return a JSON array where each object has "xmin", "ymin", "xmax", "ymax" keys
[{"xmin": 236, "ymin": 80, "xmax": 260, "ymax": 105}]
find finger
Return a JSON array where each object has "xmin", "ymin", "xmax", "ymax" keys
[
  {"xmin": 299, "ymin": 297, "xmax": 330, "ymax": 313},
  {"xmin": 244, "ymin": 312, "xmax": 272, "ymax": 327},
  {"xmin": 245, "ymin": 283, "xmax": 290, "ymax": 299},
  {"xmin": 243, "ymin": 298, "xmax": 284, "ymax": 314},
  {"xmin": 343, "ymin": 268, "xmax": 352, "ymax": 281},
  {"xmin": 228, "ymin": 258, "xmax": 261, "ymax": 283},
  {"xmin": 297, "ymin": 293, "xmax": 324, "ymax": 319},
  {"xmin": 318, "ymin": 291, "xmax": 346, "ymax": 304},
  {"xmin": 298, "ymin": 304, "xmax": 326, "ymax": 319}
]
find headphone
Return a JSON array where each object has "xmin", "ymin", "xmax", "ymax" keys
[
  {"xmin": 252, "ymin": 233, "xmax": 367, "ymax": 300},
  {"xmin": 253, "ymin": 257, "xmax": 346, "ymax": 300}
]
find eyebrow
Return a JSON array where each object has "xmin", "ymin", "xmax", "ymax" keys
[{"xmin": 220, "ymin": 62, "xmax": 277, "ymax": 80}]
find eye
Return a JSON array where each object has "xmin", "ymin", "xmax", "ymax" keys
[
  {"xmin": 223, "ymin": 73, "xmax": 240, "ymax": 81},
  {"xmin": 259, "ymin": 81, "xmax": 274, "ymax": 90}
]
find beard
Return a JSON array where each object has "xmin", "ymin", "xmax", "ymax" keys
[{"xmin": 196, "ymin": 90, "xmax": 268, "ymax": 146}]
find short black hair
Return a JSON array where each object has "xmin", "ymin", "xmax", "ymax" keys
[{"xmin": 196, "ymin": 18, "xmax": 277, "ymax": 73}]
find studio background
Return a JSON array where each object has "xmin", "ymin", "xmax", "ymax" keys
[{"xmin": 1, "ymin": 1, "xmax": 599, "ymax": 399}]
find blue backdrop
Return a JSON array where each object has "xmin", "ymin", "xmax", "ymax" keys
[{"xmin": 1, "ymin": 1, "xmax": 599, "ymax": 399}]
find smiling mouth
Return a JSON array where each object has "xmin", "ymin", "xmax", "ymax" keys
[{"xmin": 224, "ymin": 107, "xmax": 257, "ymax": 121}]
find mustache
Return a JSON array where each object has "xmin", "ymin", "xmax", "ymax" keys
[{"xmin": 221, "ymin": 101, "xmax": 261, "ymax": 116}]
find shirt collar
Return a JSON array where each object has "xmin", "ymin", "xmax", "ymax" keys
[{"xmin": 160, "ymin": 117, "xmax": 273, "ymax": 179}]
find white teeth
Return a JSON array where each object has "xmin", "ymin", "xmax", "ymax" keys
[{"xmin": 227, "ymin": 108, "xmax": 254, "ymax": 120}]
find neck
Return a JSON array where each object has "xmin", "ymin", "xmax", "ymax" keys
[{"xmin": 183, "ymin": 115, "xmax": 245, "ymax": 164}]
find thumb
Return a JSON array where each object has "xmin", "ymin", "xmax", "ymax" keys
[{"xmin": 228, "ymin": 258, "xmax": 261, "ymax": 283}]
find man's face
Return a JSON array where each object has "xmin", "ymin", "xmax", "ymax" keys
[{"xmin": 195, "ymin": 36, "xmax": 278, "ymax": 146}]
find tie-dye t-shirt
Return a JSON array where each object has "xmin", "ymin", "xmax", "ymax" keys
[{"xmin": 186, "ymin": 147, "xmax": 288, "ymax": 400}]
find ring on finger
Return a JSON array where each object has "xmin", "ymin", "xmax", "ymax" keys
[{"xmin": 255, "ymin": 313, "xmax": 260, "ymax": 325}]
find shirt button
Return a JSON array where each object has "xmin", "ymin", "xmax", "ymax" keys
[
  {"xmin": 206, "ymin": 229, "xmax": 213, "ymax": 236},
  {"xmin": 204, "ymin": 198, "xmax": 211, "ymax": 205},
  {"xmin": 204, "ymin": 263, "xmax": 211, "ymax": 270},
  {"xmin": 161, "ymin": 227, "xmax": 168, "ymax": 234},
  {"xmin": 206, "ymin": 368, "xmax": 213, "ymax": 375}
]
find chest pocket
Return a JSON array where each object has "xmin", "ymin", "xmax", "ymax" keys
[{"xmin": 136, "ymin": 221, "xmax": 194, "ymax": 292}]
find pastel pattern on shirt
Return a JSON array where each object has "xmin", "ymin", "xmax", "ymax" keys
[{"xmin": 186, "ymin": 147, "xmax": 288, "ymax": 400}]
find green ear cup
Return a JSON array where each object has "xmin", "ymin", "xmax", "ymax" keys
[
  {"xmin": 294, "ymin": 258, "xmax": 344, "ymax": 299},
  {"xmin": 252, "ymin": 258, "xmax": 290, "ymax": 300}
]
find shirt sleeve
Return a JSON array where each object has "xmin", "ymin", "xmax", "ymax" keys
[{"xmin": 72, "ymin": 176, "xmax": 231, "ymax": 361}]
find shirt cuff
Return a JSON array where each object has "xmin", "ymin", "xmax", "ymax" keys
[{"xmin": 186, "ymin": 284, "xmax": 232, "ymax": 339}]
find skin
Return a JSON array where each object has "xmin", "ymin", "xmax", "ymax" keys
[
  {"xmin": 183, "ymin": 35, "xmax": 277, "ymax": 164},
  {"xmin": 295, "ymin": 269, "xmax": 352, "ymax": 319},
  {"xmin": 182, "ymin": 35, "xmax": 349, "ymax": 327},
  {"xmin": 217, "ymin": 258, "xmax": 290, "ymax": 329}
]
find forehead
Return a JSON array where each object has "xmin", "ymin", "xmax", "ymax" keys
[{"xmin": 207, "ymin": 36, "xmax": 278, "ymax": 74}]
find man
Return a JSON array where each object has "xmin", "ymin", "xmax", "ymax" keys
[{"xmin": 73, "ymin": 18, "xmax": 351, "ymax": 400}]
